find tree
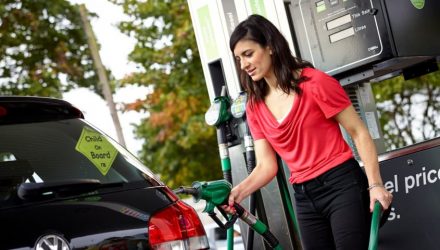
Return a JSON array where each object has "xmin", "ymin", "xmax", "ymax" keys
[
  {"xmin": 0, "ymin": 0, "xmax": 99, "ymax": 97},
  {"xmin": 111, "ymin": 0, "xmax": 222, "ymax": 188},
  {"xmin": 371, "ymin": 66, "xmax": 440, "ymax": 150}
]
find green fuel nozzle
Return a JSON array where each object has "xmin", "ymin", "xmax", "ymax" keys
[
  {"xmin": 190, "ymin": 180, "xmax": 232, "ymax": 212},
  {"xmin": 205, "ymin": 94, "xmax": 232, "ymax": 127},
  {"xmin": 175, "ymin": 180, "xmax": 232, "ymax": 211},
  {"xmin": 175, "ymin": 180, "xmax": 239, "ymax": 229}
]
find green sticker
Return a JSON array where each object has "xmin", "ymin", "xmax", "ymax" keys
[
  {"xmin": 316, "ymin": 1, "xmax": 326, "ymax": 13},
  {"xmin": 410, "ymin": 0, "xmax": 425, "ymax": 9},
  {"xmin": 197, "ymin": 5, "xmax": 219, "ymax": 61},
  {"xmin": 249, "ymin": 0, "xmax": 267, "ymax": 17},
  {"xmin": 75, "ymin": 127, "xmax": 118, "ymax": 176}
]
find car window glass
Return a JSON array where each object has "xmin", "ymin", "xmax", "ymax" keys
[{"xmin": 0, "ymin": 119, "xmax": 158, "ymax": 205}]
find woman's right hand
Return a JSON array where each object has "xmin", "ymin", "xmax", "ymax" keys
[
  {"xmin": 221, "ymin": 139, "xmax": 278, "ymax": 214},
  {"xmin": 221, "ymin": 185, "xmax": 245, "ymax": 214}
]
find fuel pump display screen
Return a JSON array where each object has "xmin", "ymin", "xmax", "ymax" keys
[{"xmin": 288, "ymin": 0, "xmax": 392, "ymax": 76}]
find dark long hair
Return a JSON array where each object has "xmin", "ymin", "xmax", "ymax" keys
[{"xmin": 230, "ymin": 14, "xmax": 313, "ymax": 104}]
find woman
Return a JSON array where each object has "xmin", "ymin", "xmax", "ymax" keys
[{"xmin": 226, "ymin": 14, "xmax": 393, "ymax": 249}]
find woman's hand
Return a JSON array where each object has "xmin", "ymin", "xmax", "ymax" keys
[
  {"xmin": 369, "ymin": 186, "xmax": 393, "ymax": 212},
  {"xmin": 221, "ymin": 139, "xmax": 278, "ymax": 214},
  {"xmin": 221, "ymin": 185, "xmax": 245, "ymax": 214}
]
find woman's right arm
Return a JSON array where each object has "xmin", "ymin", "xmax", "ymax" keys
[{"xmin": 227, "ymin": 138, "xmax": 279, "ymax": 209}]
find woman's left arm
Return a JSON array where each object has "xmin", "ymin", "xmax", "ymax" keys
[{"xmin": 335, "ymin": 105, "xmax": 393, "ymax": 212}]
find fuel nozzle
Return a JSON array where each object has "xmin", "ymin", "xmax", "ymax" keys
[
  {"xmin": 204, "ymin": 87, "xmax": 232, "ymax": 127},
  {"xmin": 190, "ymin": 180, "xmax": 232, "ymax": 212},
  {"xmin": 173, "ymin": 186, "xmax": 199, "ymax": 196},
  {"xmin": 174, "ymin": 180, "xmax": 238, "ymax": 229},
  {"xmin": 174, "ymin": 180, "xmax": 232, "ymax": 211}
]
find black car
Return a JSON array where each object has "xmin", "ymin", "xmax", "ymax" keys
[{"xmin": 0, "ymin": 96, "xmax": 209, "ymax": 249}]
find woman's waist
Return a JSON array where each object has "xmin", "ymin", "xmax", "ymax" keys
[
  {"xmin": 292, "ymin": 158, "xmax": 359, "ymax": 191},
  {"xmin": 288, "ymin": 151, "xmax": 354, "ymax": 184}
]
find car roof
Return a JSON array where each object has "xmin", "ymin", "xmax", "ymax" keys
[{"xmin": 0, "ymin": 96, "xmax": 84, "ymax": 125}]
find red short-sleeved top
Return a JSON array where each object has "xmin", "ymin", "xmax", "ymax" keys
[{"xmin": 246, "ymin": 67, "xmax": 353, "ymax": 184}]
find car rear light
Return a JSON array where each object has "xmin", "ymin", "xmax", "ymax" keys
[
  {"xmin": 149, "ymin": 200, "xmax": 209, "ymax": 250},
  {"xmin": 0, "ymin": 106, "xmax": 6, "ymax": 117}
]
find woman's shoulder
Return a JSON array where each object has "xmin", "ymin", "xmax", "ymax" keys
[
  {"xmin": 245, "ymin": 99, "xmax": 266, "ymax": 120},
  {"xmin": 246, "ymin": 99, "xmax": 263, "ymax": 112},
  {"xmin": 300, "ymin": 68, "xmax": 340, "ymax": 94},
  {"xmin": 301, "ymin": 68, "xmax": 338, "ymax": 87},
  {"xmin": 301, "ymin": 67, "xmax": 327, "ymax": 78}
]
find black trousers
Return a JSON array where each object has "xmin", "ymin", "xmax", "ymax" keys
[{"xmin": 292, "ymin": 158, "xmax": 371, "ymax": 250}]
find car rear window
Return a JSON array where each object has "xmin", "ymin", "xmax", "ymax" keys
[{"xmin": 0, "ymin": 119, "xmax": 161, "ymax": 205}]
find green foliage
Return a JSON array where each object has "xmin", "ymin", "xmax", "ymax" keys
[
  {"xmin": 371, "ymin": 66, "xmax": 440, "ymax": 150},
  {"xmin": 0, "ymin": 0, "xmax": 99, "ymax": 97},
  {"xmin": 111, "ymin": 0, "xmax": 222, "ymax": 188}
]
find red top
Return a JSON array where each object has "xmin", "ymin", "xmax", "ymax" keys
[{"xmin": 246, "ymin": 68, "xmax": 353, "ymax": 184}]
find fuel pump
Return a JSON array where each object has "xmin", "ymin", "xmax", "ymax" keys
[
  {"xmin": 205, "ymin": 86, "xmax": 236, "ymax": 249},
  {"xmin": 205, "ymin": 87, "xmax": 235, "ymax": 183}
]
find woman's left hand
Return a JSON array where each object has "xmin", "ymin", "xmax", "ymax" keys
[{"xmin": 369, "ymin": 186, "xmax": 393, "ymax": 212}]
